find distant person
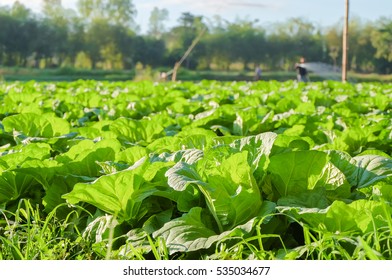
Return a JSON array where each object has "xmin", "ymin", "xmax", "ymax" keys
[
  {"xmin": 160, "ymin": 71, "xmax": 167, "ymax": 81},
  {"xmin": 254, "ymin": 64, "xmax": 262, "ymax": 81},
  {"xmin": 295, "ymin": 57, "xmax": 309, "ymax": 82}
]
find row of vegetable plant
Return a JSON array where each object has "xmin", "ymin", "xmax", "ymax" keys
[{"xmin": 0, "ymin": 80, "xmax": 391, "ymax": 259}]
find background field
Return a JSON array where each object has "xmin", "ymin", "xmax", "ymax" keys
[{"xmin": 2, "ymin": 67, "xmax": 392, "ymax": 83}]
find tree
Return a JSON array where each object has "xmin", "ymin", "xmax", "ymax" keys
[
  {"xmin": 68, "ymin": 18, "xmax": 87, "ymax": 66},
  {"xmin": 84, "ymin": 19, "xmax": 112, "ymax": 68},
  {"xmin": 225, "ymin": 20, "xmax": 266, "ymax": 68},
  {"xmin": 267, "ymin": 18, "xmax": 322, "ymax": 70},
  {"xmin": 346, "ymin": 18, "xmax": 376, "ymax": 72},
  {"xmin": 10, "ymin": 1, "xmax": 31, "ymax": 20},
  {"xmin": 40, "ymin": 0, "xmax": 77, "ymax": 67},
  {"xmin": 42, "ymin": 0, "xmax": 62, "ymax": 18},
  {"xmin": 371, "ymin": 18, "xmax": 392, "ymax": 74},
  {"xmin": 77, "ymin": 0, "xmax": 137, "ymax": 29},
  {"xmin": 165, "ymin": 12, "xmax": 207, "ymax": 69},
  {"xmin": 134, "ymin": 37, "xmax": 166, "ymax": 67},
  {"xmin": 325, "ymin": 24, "xmax": 342, "ymax": 69},
  {"xmin": 148, "ymin": 7, "xmax": 169, "ymax": 39},
  {"xmin": 372, "ymin": 18, "xmax": 392, "ymax": 62},
  {"xmin": 204, "ymin": 31, "xmax": 232, "ymax": 70},
  {"xmin": 1, "ymin": 2, "xmax": 37, "ymax": 66},
  {"xmin": 84, "ymin": 18, "xmax": 139, "ymax": 69}
]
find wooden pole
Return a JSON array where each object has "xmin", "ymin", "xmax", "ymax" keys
[
  {"xmin": 171, "ymin": 62, "xmax": 179, "ymax": 82},
  {"xmin": 342, "ymin": 0, "xmax": 349, "ymax": 82},
  {"xmin": 171, "ymin": 27, "xmax": 207, "ymax": 81}
]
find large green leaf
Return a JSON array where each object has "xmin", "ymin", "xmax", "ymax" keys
[
  {"xmin": 152, "ymin": 207, "xmax": 256, "ymax": 254},
  {"xmin": 62, "ymin": 159, "xmax": 176, "ymax": 223},
  {"xmin": 166, "ymin": 151, "xmax": 263, "ymax": 232},
  {"xmin": 116, "ymin": 146, "xmax": 148, "ymax": 165},
  {"xmin": 146, "ymin": 136, "xmax": 182, "ymax": 154},
  {"xmin": 176, "ymin": 128, "xmax": 217, "ymax": 150},
  {"xmin": 0, "ymin": 171, "xmax": 37, "ymax": 204},
  {"xmin": 268, "ymin": 150, "xmax": 329, "ymax": 197},
  {"xmin": 315, "ymin": 162, "xmax": 352, "ymax": 200},
  {"xmin": 372, "ymin": 182, "xmax": 392, "ymax": 204},
  {"xmin": 166, "ymin": 161, "xmax": 204, "ymax": 192},
  {"xmin": 271, "ymin": 134, "xmax": 314, "ymax": 155},
  {"xmin": 329, "ymin": 124, "xmax": 380, "ymax": 154},
  {"xmin": 12, "ymin": 159, "xmax": 62, "ymax": 190},
  {"xmin": 0, "ymin": 143, "xmax": 51, "ymax": 170},
  {"xmin": 109, "ymin": 117, "xmax": 165, "ymax": 145},
  {"xmin": 229, "ymin": 132, "xmax": 277, "ymax": 181},
  {"xmin": 276, "ymin": 162, "xmax": 352, "ymax": 209},
  {"xmin": 63, "ymin": 166, "xmax": 146, "ymax": 222},
  {"xmin": 43, "ymin": 174, "xmax": 93, "ymax": 215},
  {"xmin": 329, "ymin": 151, "xmax": 392, "ymax": 189},
  {"xmin": 55, "ymin": 139, "xmax": 121, "ymax": 177},
  {"xmin": 2, "ymin": 113, "xmax": 70, "ymax": 138},
  {"xmin": 0, "ymin": 143, "xmax": 52, "ymax": 204},
  {"xmin": 204, "ymin": 151, "xmax": 262, "ymax": 230},
  {"xmin": 350, "ymin": 154, "xmax": 392, "ymax": 188},
  {"xmin": 278, "ymin": 200, "xmax": 392, "ymax": 234},
  {"xmin": 165, "ymin": 160, "xmax": 205, "ymax": 212},
  {"xmin": 277, "ymin": 188, "xmax": 330, "ymax": 209}
]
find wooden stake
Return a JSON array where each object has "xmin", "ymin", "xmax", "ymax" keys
[
  {"xmin": 171, "ymin": 27, "xmax": 207, "ymax": 82},
  {"xmin": 172, "ymin": 62, "xmax": 179, "ymax": 82}
]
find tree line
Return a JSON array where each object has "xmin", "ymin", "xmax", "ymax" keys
[{"xmin": 1, "ymin": 0, "xmax": 391, "ymax": 74}]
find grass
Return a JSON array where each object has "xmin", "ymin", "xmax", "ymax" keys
[
  {"xmin": 1, "ymin": 67, "xmax": 392, "ymax": 83},
  {"xmin": 203, "ymin": 227, "xmax": 392, "ymax": 260},
  {"xmin": 0, "ymin": 199, "xmax": 96, "ymax": 260},
  {"xmin": 0, "ymin": 67, "xmax": 135, "ymax": 82},
  {"xmin": 0, "ymin": 199, "xmax": 172, "ymax": 260},
  {"xmin": 203, "ymin": 211, "xmax": 392, "ymax": 260},
  {"xmin": 2, "ymin": 199, "xmax": 392, "ymax": 260}
]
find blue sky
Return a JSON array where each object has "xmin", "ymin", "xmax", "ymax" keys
[{"xmin": 2, "ymin": 0, "xmax": 392, "ymax": 32}]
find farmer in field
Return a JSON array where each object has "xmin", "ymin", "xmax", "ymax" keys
[
  {"xmin": 295, "ymin": 57, "xmax": 309, "ymax": 82},
  {"xmin": 254, "ymin": 64, "xmax": 262, "ymax": 81}
]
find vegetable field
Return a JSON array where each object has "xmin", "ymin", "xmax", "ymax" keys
[{"xmin": 1, "ymin": 80, "xmax": 392, "ymax": 260}]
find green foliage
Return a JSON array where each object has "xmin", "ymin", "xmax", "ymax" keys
[
  {"xmin": 0, "ymin": 199, "xmax": 95, "ymax": 260},
  {"xmin": 372, "ymin": 18, "xmax": 392, "ymax": 62},
  {"xmin": 1, "ymin": 1, "xmax": 391, "ymax": 74},
  {"xmin": 1, "ymin": 80, "xmax": 392, "ymax": 260}
]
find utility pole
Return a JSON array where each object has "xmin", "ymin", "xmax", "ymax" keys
[{"xmin": 342, "ymin": 0, "xmax": 349, "ymax": 82}]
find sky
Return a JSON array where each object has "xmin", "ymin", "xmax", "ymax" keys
[{"xmin": 1, "ymin": 0, "xmax": 392, "ymax": 32}]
